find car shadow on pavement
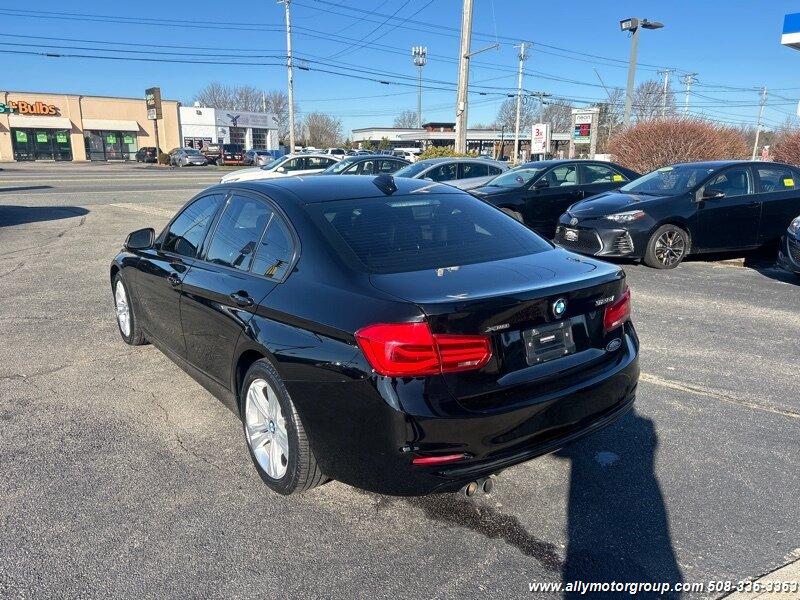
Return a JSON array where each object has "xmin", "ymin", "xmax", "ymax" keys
[
  {"xmin": 0, "ymin": 205, "xmax": 88, "ymax": 228},
  {"xmin": 554, "ymin": 410, "xmax": 683, "ymax": 598}
]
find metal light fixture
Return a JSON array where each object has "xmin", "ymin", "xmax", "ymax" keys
[{"xmin": 620, "ymin": 17, "xmax": 665, "ymax": 126}]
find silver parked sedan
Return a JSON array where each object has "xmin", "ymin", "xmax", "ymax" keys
[
  {"xmin": 171, "ymin": 148, "xmax": 208, "ymax": 167},
  {"xmin": 393, "ymin": 157, "xmax": 508, "ymax": 190}
]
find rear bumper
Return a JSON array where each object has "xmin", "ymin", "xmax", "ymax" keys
[
  {"xmin": 288, "ymin": 324, "xmax": 639, "ymax": 496},
  {"xmin": 777, "ymin": 235, "xmax": 800, "ymax": 274}
]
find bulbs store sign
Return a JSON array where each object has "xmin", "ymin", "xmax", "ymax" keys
[{"xmin": 0, "ymin": 101, "xmax": 60, "ymax": 116}]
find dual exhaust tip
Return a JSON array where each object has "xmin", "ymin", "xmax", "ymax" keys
[{"xmin": 459, "ymin": 475, "xmax": 495, "ymax": 497}]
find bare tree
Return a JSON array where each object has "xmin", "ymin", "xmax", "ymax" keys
[
  {"xmin": 302, "ymin": 112, "xmax": 342, "ymax": 148},
  {"xmin": 632, "ymin": 79, "xmax": 676, "ymax": 122},
  {"xmin": 542, "ymin": 100, "xmax": 573, "ymax": 132},
  {"xmin": 594, "ymin": 87, "xmax": 624, "ymax": 152},
  {"xmin": 494, "ymin": 97, "xmax": 538, "ymax": 132},
  {"xmin": 263, "ymin": 90, "xmax": 292, "ymax": 144},
  {"xmin": 194, "ymin": 83, "xmax": 236, "ymax": 109},
  {"xmin": 393, "ymin": 110, "xmax": 419, "ymax": 128}
]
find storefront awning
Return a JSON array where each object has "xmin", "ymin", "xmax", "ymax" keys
[
  {"xmin": 9, "ymin": 115, "xmax": 73, "ymax": 130},
  {"xmin": 82, "ymin": 119, "xmax": 140, "ymax": 132}
]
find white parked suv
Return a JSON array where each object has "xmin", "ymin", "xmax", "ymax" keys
[{"xmin": 220, "ymin": 153, "xmax": 341, "ymax": 183}]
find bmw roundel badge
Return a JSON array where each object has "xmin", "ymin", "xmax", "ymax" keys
[
  {"xmin": 605, "ymin": 338, "xmax": 622, "ymax": 352},
  {"xmin": 569, "ymin": 217, "xmax": 578, "ymax": 226},
  {"xmin": 552, "ymin": 297, "xmax": 567, "ymax": 319}
]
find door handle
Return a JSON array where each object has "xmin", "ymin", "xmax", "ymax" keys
[
  {"xmin": 230, "ymin": 291, "xmax": 254, "ymax": 307},
  {"xmin": 747, "ymin": 201, "xmax": 760, "ymax": 207},
  {"xmin": 167, "ymin": 274, "xmax": 181, "ymax": 286},
  {"xmin": 570, "ymin": 190, "xmax": 584, "ymax": 197}
]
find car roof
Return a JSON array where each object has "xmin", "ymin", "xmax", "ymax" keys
[
  {"xmin": 660, "ymin": 160, "xmax": 768, "ymax": 169},
  {"xmin": 416, "ymin": 157, "xmax": 502, "ymax": 164},
  {"xmin": 338, "ymin": 154, "xmax": 408, "ymax": 163},
  {"xmin": 220, "ymin": 175, "xmax": 464, "ymax": 205}
]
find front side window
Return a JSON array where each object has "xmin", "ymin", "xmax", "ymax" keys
[
  {"xmin": 707, "ymin": 168, "xmax": 752, "ymax": 198},
  {"xmin": 426, "ymin": 163, "xmax": 458, "ymax": 182},
  {"xmin": 282, "ymin": 157, "xmax": 305, "ymax": 172},
  {"xmin": 378, "ymin": 160, "xmax": 401, "ymax": 174},
  {"xmin": 252, "ymin": 216, "xmax": 294, "ymax": 280},
  {"xmin": 357, "ymin": 160, "xmax": 376, "ymax": 175},
  {"xmin": 545, "ymin": 164, "xmax": 577, "ymax": 187},
  {"xmin": 161, "ymin": 194, "xmax": 224, "ymax": 258},
  {"xmin": 756, "ymin": 166, "xmax": 798, "ymax": 193},
  {"xmin": 205, "ymin": 196, "xmax": 272, "ymax": 271}
]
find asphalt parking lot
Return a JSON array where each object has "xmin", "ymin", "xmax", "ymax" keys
[{"xmin": 1, "ymin": 162, "xmax": 799, "ymax": 598}]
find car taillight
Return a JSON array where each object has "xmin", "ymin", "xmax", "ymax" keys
[
  {"xmin": 603, "ymin": 288, "xmax": 631, "ymax": 333},
  {"xmin": 355, "ymin": 323, "xmax": 491, "ymax": 377}
]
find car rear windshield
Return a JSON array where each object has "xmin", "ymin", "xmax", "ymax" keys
[
  {"xmin": 620, "ymin": 165, "xmax": 718, "ymax": 195},
  {"xmin": 394, "ymin": 161, "xmax": 435, "ymax": 178},
  {"xmin": 486, "ymin": 166, "xmax": 546, "ymax": 188},
  {"xmin": 304, "ymin": 193, "xmax": 551, "ymax": 274}
]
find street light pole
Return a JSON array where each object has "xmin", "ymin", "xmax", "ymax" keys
[
  {"xmin": 412, "ymin": 46, "xmax": 427, "ymax": 128},
  {"xmin": 454, "ymin": 0, "xmax": 474, "ymax": 154},
  {"xmin": 620, "ymin": 18, "xmax": 664, "ymax": 127},
  {"xmin": 278, "ymin": 0, "xmax": 295, "ymax": 152},
  {"xmin": 513, "ymin": 42, "xmax": 530, "ymax": 164}
]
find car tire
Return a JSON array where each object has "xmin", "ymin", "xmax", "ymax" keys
[
  {"xmin": 643, "ymin": 224, "xmax": 689, "ymax": 269},
  {"xmin": 500, "ymin": 207, "xmax": 524, "ymax": 223},
  {"xmin": 112, "ymin": 273, "xmax": 146, "ymax": 346},
  {"xmin": 241, "ymin": 359, "xmax": 327, "ymax": 495}
]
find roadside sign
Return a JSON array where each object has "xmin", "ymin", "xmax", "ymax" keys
[
  {"xmin": 145, "ymin": 87, "xmax": 162, "ymax": 120},
  {"xmin": 531, "ymin": 123, "xmax": 550, "ymax": 154}
]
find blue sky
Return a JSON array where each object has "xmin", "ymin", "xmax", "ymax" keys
[{"xmin": 3, "ymin": 1, "xmax": 800, "ymax": 138}]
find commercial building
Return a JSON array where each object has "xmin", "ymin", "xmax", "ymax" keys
[
  {"xmin": 352, "ymin": 122, "xmax": 569, "ymax": 158},
  {"xmin": 0, "ymin": 91, "xmax": 180, "ymax": 162},
  {"xmin": 178, "ymin": 106, "xmax": 279, "ymax": 151}
]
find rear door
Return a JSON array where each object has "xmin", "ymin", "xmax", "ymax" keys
[
  {"xmin": 180, "ymin": 192, "xmax": 296, "ymax": 385},
  {"xmin": 754, "ymin": 165, "xmax": 800, "ymax": 243},
  {"xmin": 524, "ymin": 163, "xmax": 581, "ymax": 238},
  {"xmin": 579, "ymin": 163, "xmax": 632, "ymax": 199},
  {"xmin": 696, "ymin": 166, "xmax": 760, "ymax": 250}
]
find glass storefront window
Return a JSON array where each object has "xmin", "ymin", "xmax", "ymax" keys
[
  {"xmin": 230, "ymin": 127, "xmax": 246, "ymax": 147},
  {"xmin": 12, "ymin": 128, "xmax": 73, "ymax": 161},
  {"xmin": 252, "ymin": 128, "xmax": 269, "ymax": 149},
  {"xmin": 84, "ymin": 130, "xmax": 138, "ymax": 161}
]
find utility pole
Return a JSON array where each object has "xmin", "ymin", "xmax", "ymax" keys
[
  {"xmin": 681, "ymin": 72, "xmax": 698, "ymax": 117},
  {"xmin": 454, "ymin": 0, "xmax": 474, "ymax": 154},
  {"xmin": 412, "ymin": 46, "xmax": 427, "ymax": 128},
  {"xmin": 531, "ymin": 91, "xmax": 551, "ymax": 123},
  {"xmin": 657, "ymin": 68, "xmax": 675, "ymax": 117},
  {"xmin": 752, "ymin": 87, "xmax": 768, "ymax": 160},
  {"xmin": 278, "ymin": 0, "xmax": 296, "ymax": 152},
  {"xmin": 513, "ymin": 42, "xmax": 530, "ymax": 164}
]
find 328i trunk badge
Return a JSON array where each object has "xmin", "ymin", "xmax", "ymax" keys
[{"xmin": 552, "ymin": 298, "xmax": 567, "ymax": 319}]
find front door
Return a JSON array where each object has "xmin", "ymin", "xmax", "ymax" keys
[
  {"xmin": 754, "ymin": 164, "xmax": 800, "ymax": 244},
  {"xmin": 695, "ymin": 166, "xmax": 760, "ymax": 251},
  {"xmin": 11, "ymin": 129, "xmax": 34, "ymax": 161},
  {"xmin": 135, "ymin": 193, "xmax": 225, "ymax": 356}
]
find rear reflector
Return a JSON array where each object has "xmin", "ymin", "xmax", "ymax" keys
[
  {"xmin": 603, "ymin": 288, "xmax": 631, "ymax": 332},
  {"xmin": 411, "ymin": 453, "xmax": 469, "ymax": 465},
  {"xmin": 355, "ymin": 323, "xmax": 491, "ymax": 377}
]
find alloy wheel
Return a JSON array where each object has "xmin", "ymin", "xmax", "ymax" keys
[
  {"xmin": 654, "ymin": 230, "xmax": 686, "ymax": 266},
  {"xmin": 114, "ymin": 280, "xmax": 131, "ymax": 337},
  {"xmin": 244, "ymin": 378, "xmax": 289, "ymax": 479}
]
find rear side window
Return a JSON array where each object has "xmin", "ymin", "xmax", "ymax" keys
[
  {"xmin": 305, "ymin": 194, "xmax": 551, "ymax": 274},
  {"xmin": 252, "ymin": 216, "xmax": 294, "ymax": 280},
  {"xmin": 756, "ymin": 166, "xmax": 797, "ymax": 192},
  {"xmin": 462, "ymin": 163, "xmax": 489, "ymax": 178},
  {"xmin": 582, "ymin": 164, "xmax": 629, "ymax": 184},
  {"xmin": 206, "ymin": 196, "xmax": 272, "ymax": 271},
  {"xmin": 162, "ymin": 194, "xmax": 224, "ymax": 258}
]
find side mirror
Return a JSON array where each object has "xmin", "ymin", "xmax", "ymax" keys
[
  {"xmin": 125, "ymin": 228, "xmax": 155, "ymax": 251},
  {"xmin": 532, "ymin": 179, "xmax": 549, "ymax": 189},
  {"xmin": 701, "ymin": 188, "xmax": 725, "ymax": 201},
  {"xmin": 276, "ymin": 166, "xmax": 286, "ymax": 173}
]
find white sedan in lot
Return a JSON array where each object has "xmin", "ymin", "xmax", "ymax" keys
[{"xmin": 220, "ymin": 153, "xmax": 341, "ymax": 183}]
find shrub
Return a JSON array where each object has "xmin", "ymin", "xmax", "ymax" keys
[
  {"xmin": 772, "ymin": 130, "xmax": 800, "ymax": 166},
  {"xmin": 608, "ymin": 118, "xmax": 749, "ymax": 173},
  {"xmin": 157, "ymin": 152, "xmax": 170, "ymax": 165},
  {"xmin": 418, "ymin": 146, "xmax": 470, "ymax": 160}
]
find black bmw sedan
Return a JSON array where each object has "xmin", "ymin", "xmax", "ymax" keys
[
  {"xmin": 777, "ymin": 214, "xmax": 800, "ymax": 276},
  {"xmin": 555, "ymin": 161, "xmax": 800, "ymax": 268},
  {"xmin": 469, "ymin": 159, "xmax": 640, "ymax": 238},
  {"xmin": 110, "ymin": 175, "xmax": 639, "ymax": 496}
]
